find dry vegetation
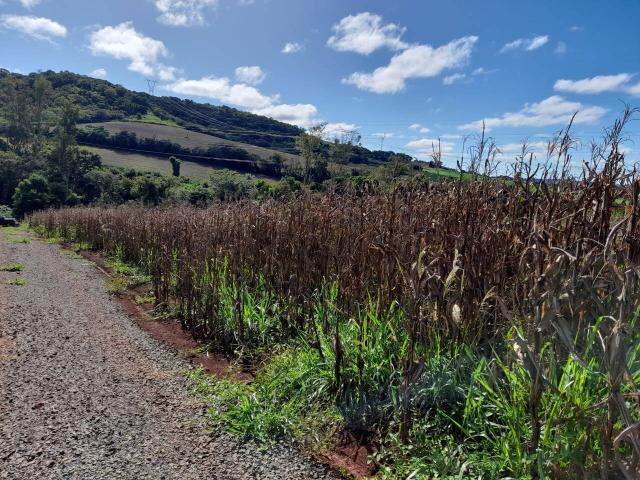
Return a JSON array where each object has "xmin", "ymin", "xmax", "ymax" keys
[{"xmin": 31, "ymin": 111, "xmax": 640, "ymax": 478}]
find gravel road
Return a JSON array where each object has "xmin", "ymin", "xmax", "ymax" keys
[{"xmin": 0, "ymin": 230, "xmax": 338, "ymax": 480}]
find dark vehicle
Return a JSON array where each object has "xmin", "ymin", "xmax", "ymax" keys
[{"xmin": 0, "ymin": 217, "xmax": 18, "ymax": 227}]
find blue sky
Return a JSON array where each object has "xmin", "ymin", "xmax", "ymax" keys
[{"xmin": 1, "ymin": 0, "xmax": 640, "ymax": 167}]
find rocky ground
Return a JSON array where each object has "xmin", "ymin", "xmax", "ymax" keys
[{"xmin": 0, "ymin": 229, "xmax": 339, "ymax": 480}]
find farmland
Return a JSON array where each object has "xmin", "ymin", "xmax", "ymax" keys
[
  {"xmin": 85, "ymin": 121, "xmax": 303, "ymax": 165},
  {"xmin": 83, "ymin": 146, "xmax": 228, "ymax": 180},
  {"xmin": 31, "ymin": 112, "xmax": 640, "ymax": 479}
]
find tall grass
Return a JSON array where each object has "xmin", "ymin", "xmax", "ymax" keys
[{"xmin": 31, "ymin": 111, "xmax": 640, "ymax": 477}]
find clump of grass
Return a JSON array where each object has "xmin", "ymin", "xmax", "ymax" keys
[
  {"xmin": 61, "ymin": 249, "xmax": 83, "ymax": 259},
  {"xmin": 0, "ymin": 263, "xmax": 24, "ymax": 272},
  {"xmin": 134, "ymin": 293, "xmax": 156, "ymax": 305},
  {"xmin": 106, "ymin": 276, "xmax": 128, "ymax": 294},
  {"xmin": 7, "ymin": 277, "xmax": 27, "ymax": 286},
  {"xmin": 9, "ymin": 236, "xmax": 30, "ymax": 244}
]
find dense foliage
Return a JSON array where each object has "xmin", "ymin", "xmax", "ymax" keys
[{"xmin": 32, "ymin": 111, "xmax": 640, "ymax": 478}]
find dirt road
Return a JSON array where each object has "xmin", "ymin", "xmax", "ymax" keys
[{"xmin": 0, "ymin": 230, "xmax": 337, "ymax": 480}]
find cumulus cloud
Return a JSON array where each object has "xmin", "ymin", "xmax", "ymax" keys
[
  {"xmin": 154, "ymin": 0, "xmax": 218, "ymax": 27},
  {"xmin": 89, "ymin": 22, "xmax": 176, "ymax": 79},
  {"xmin": 498, "ymin": 141, "xmax": 549, "ymax": 160},
  {"xmin": 500, "ymin": 35, "xmax": 549, "ymax": 53},
  {"xmin": 90, "ymin": 68, "xmax": 107, "ymax": 78},
  {"xmin": 252, "ymin": 103, "xmax": 318, "ymax": 127},
  {"xmin": 163, "ymin": 72, "xmax": 322, "ymax": 127},
  {"xmin": 443, "ymin": 72, "xmax": 466, "ymax": 85},
  {"xmin": 327, "ymin": 12, "xmax": 407, "ymax": 55},
  {"xmin": 282, "ymin": 42, "xmax": 303, "ymax": 54},
  {"xmin": 344, "ymin": 36, "xmax": 477, "ymax": 94},
  {"xmin": 164, "ymin": 76, "xmax": 275, "ymax": 109},
  {"xmin": 554, "ymin": 73, "xmax": 634, "ymax": 94},
  {"xmin": 458, "ymin": 95, "xmax": 607, "ymax": 131},
  {"xmin": 323, "ymin": 122, "xmax": 359, "ymax": 139},
  {"xmin": 1, "ymin": 14, "xmax": 66, "ymax": 41},
  {"xmin": 554, "ymin": 41, "xmax": 567, "ymax": 55},
  {"xmin": 628, "ymin": 83, "xmax": 640, "ymax": 97},
  {"xmin": 234, "ymin": 65, "xmax": 265, "ymax": 86},
  {"xmin": 409, "ymin": 123, "xmax": 430, "ymax": 133},
  {"xmin": 19, "ymin": 0, "xmax": 42, "ymax": 8},
  {"xmin": 406, "ymin": 137, "xmax": 456, "ymax": 160}
]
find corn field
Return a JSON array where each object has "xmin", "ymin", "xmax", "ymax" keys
[{"xmin": 31, "ymin": 112, "xmax": 640, "ymax": 478}]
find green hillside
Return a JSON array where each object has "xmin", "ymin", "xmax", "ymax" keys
[{"xmin": 0, "ymin": 70, "xmax": 422, "ymax": 181}]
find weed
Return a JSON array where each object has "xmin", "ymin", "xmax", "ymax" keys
[
  {"xmin": 0, "ymin": 263, "xmax": 24, "ymax": 272},
  {"xmin": 7, "ymin": 277, "xmax": 27, "ymax": 286},
  {"xmin": 134, "ymin": 293, "xmax": 156, "ymax": 305},
  {"xmin": 106, "ymin": 276, "xmax": 128, "ymax": 294},
  {"xmin": 9, "ymin": 236, "xmax": 31, "ymax": 244}
]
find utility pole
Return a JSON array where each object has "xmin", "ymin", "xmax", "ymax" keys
[{"xmin": 146, "ymin": 79, "xmax": 158, "ymax": 96}]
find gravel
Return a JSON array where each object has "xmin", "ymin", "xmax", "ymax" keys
[{"xmin": 0, "ymin": 231, "xmax": 339, "ymax": 480}]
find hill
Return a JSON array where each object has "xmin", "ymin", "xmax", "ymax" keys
[{"xmin": 0, "ymin": 69, "xmax": 422, "ymax": 181}]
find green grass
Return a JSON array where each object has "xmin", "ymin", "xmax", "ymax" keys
[
  {"xmin": 134, "ymin": 293, "xmax": 155, "ymax": 305},
  {"xmin": 1, "ymin": 224, "xmax": 29, "ymax": 235},
  {"xmin": 7, "ymin": 277, "xmax": 27, "ymax": 286},
  {"xmin": 87, "ymin": 121, "xmax": 302, "ymax": 165},
  {"xmin": 0, "ymin": 263, "xmax": 24, "ymax": 272},
  {"xmin": 127, "ymin": 112, "xmax": 179, "ymax": 127},
  {"xmin": 106, "ymin": 276, "xmax": 128, "ymax": 294},
  {"xmin": 84, "ymin": 146, "xmax": 232, "ymax": 181},
  {"xmin": 9, "ymin": 236, "xmax": 31, "ymax": 244}
]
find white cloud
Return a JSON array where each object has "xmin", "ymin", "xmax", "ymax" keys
[
  {"xmin": 164, "ymin": 76, "xmax": 275, "ymax": 109},
  {"xmin": 19, "ymin": 0, "xmax": 42, "ymax": 8},
  {"xmin": 324, "ymin": 122, "xmax": 358, "ymax": 138},
  {"xmin": 282, "ymin": 42, "xmax": 303, "ymax": 54},
  {"xmin": 459, "ymin": 95, "xmax": 607, "ymax": 131},
  {"xmin": 89, "ymin": 22, "xmax": 176, "ymax": 79},
  {"xmin": 443, "ymin": 72, "xmax": 466, "ymax": 85},
  {"xmin": 344, "ymin": 36, "xmax": 478, "ymax": 94},
  {"xmin": 628, "ymin": 83, "xmax": 640, "ymax": 97},
  {"xmin": 234, "ymin": 65, "xmax": 265, "ymax": 86},
  {"xmin": 327, "ymin": 12, "xmax": 407, "ymax": 55},
  {"xmin": 90, "ymin": 68, "xmax": 107, "ymax": 78},
  {"xmin": 498, "ymin": 141, "xmax": 548, "ymax": 160},
  {"xmin": 406, "ymin": 138, "xmax": 456, "ymax": 160},
  {"xmin": 252, "ymin": 103, "xmax": 318, "ymax": 127},
  {"xmin": 406, "ymin": 138, "xmax": 454, "ymax": 151},
  {"xmin": 500, "ymin": 35, "xmax": 549, "ymax": 53},
  {"xmin": 154, "ymin": 0, "xmax": 218, "ymax": 27},
  {"xmin": 554, "ymin": 41, "xmax": 567, "ymax": 55},
  {"xmin": 1, "ymin": 14, "xmax": 66, "ymax": 41},
  {"xmin": 409, "ymin": 123, "xmax": 430, "ymax": 133},
  {"xmin": 554, "ymin": 73, "xmax": 634, "ymax": 94}
]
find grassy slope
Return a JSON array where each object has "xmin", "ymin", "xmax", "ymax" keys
[
  {"xmin": 86, "ymin": 146, "xmax": 278, "ymax": 183},
  {"xmin": 85, "ymin": 121, "xmax": 303, "ymax": 167},
  {"xmin": 84, "ymin": 146, "xmax": 219, "ymax": 180}
]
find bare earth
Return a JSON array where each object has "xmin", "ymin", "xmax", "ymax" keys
[{"xmin": 0, "ymin": 231, "xmax": 337, "ymax": 480}]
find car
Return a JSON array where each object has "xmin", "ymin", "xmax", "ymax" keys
[{"xmin": 0, "ymin": 217, "xmax": 18, "ymax": 227}]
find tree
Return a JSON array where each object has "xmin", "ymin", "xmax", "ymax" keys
[
  {"xmin": 50, "ymin": 101, "xmax": 79, "ymax": 189},
  {"xmin": 169, "ymin": 156, "xmax": 181, "ymax": 177},
  {"xmin": 296, "ymin": 123, "xmax": 329, "ymax": 184},
  {"xmin": 270, "ymin": 153, "xmax": 284, "ymax": 176},
  {"xmin": 12, "ymin": 173, "xmax": 53, "ymax": 217},
  {"xmin": 330, "ymin": 129, "xmax": 361, "ymax": 165}
]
